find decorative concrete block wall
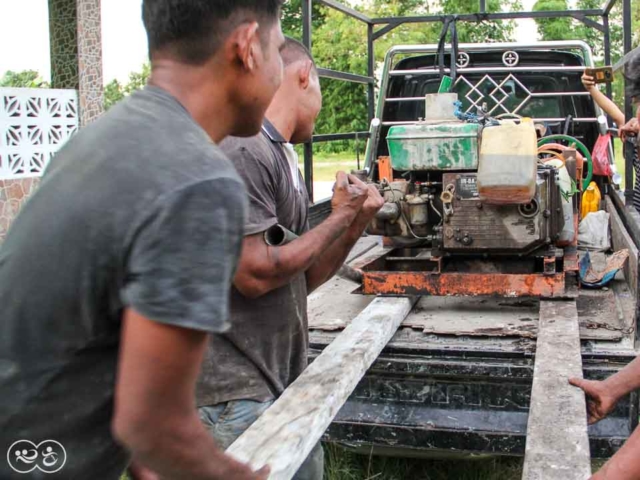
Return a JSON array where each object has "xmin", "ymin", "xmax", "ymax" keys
[
  {"xmin": 0, "ymin": 0, "xmax": 103, "ymax": 242},
  {"xmin": 0, "ymin": 88, "xmax": 78, "ymax": 242}
]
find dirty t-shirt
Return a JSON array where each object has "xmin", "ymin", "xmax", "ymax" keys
[
  {"xmin": 196, "ymin": 120, "xmax": 310, "ymax": 406},
  {"xmin": 0, "ymin": 87, "xmax": 245, "ymax": 480}
]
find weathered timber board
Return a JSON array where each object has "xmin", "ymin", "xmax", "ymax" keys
[
  {"xmin": 607, "ymin": 196, "xmax": 639, "ymax": 301},
  {"xmin": 522, "ymin": 300, "xmax": 591, "ymax": 480},
  {"xmin": 227, "ymin": 296, "xmax": 418, "ymax": 480}
]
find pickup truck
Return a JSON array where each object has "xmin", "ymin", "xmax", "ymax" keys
[{"xmin": 307, "ymin": 41, "xmax": 640, "ymax": 459}]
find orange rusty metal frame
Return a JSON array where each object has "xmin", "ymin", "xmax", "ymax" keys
[
  {"xmin": 355, "ymin": 247, "xmax": 569, "ymax": 298},
  {"xmin": 361, "ymin": 271, "xmax": 566, "ymax": 298},
  {"xmin": 378, "ymin": 156, "xmax": 393, "ymax": 183}
]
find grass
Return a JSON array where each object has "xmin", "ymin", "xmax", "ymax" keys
[
  {"xmin": 323, "ymin": 444, "xmax": 524, "ymax": 480},
  {"xmin": 613, "ymin": 137, "xmax": 633, "ymax": 191},
  {"xmin": 299, "ymin": 151, "xmax": 365, "ymax": 183}
]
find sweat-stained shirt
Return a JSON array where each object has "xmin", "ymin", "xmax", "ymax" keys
[{"xmin": 196, "ymin": 119, "xmax": 310, "ymax": 406}]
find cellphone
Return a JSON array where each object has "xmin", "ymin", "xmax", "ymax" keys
[{"xmin": 585, "ymin": 66, "xmax": 614, "ymax": 84}]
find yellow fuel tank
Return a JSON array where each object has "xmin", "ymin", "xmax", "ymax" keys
[{"xmin": 581, "ymin": 181, "xmax": 601, "ymax": 219}]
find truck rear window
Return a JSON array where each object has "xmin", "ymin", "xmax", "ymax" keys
[{"xmin": 386, "ymin": 73, "xmax": 575, "ymax": 121}]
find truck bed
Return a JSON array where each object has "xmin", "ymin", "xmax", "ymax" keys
[{"xmin": 307, "ymin": 196, "xmax": 639, "ymax": 459}]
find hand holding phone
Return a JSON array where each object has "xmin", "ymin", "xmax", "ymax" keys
[{"xmin": 584, "ymin": 67, "xmax": 613, "ymax": 84}]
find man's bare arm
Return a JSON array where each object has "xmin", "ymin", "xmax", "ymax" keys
[
  {"xmin": 598, "ymin": 355, "xmax": 640, "ymax": 401},
  {"xmin": 591, "ymin": 426, "xmax": 640, "ymax": 480},
  {"xmin": 305, "ymin": 184, "xmax": 384, "ymax": 293},
  {"xmin": 112, "ymin": 309, "xmax": 267, "ymax": 480},
  {"xmin": 234, "ymin": 172, "xmax": 368, "ymax": 298},
  {"xmin": 570, "ymin": 356, "xmax": 640, "ymax": 479},
  {"xmin": 582, "ymin": 73, "xmax": 626, "ymax": 127}
]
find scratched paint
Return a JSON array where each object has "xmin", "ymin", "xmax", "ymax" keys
[{"xmin": 386, "ymin": 123, "xmax": 479, "ymax": 171}]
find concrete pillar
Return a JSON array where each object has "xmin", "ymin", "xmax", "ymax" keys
[{"xmin": 49, "ymin": 0, "xmax": 103, "ymax": 126}]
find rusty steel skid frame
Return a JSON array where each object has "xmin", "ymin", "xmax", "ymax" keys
[{"xmin": 352, "ymin": 248, "xmax": 578, "ymax": 298}]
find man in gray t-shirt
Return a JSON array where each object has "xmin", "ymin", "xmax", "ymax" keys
[
  {"xmin": 196, "ymin": 38, "xmax": 384, "ymax": 480},
  {"xmin": 0, "ymin": 2, "xmax": 285, "ymax": 479}
]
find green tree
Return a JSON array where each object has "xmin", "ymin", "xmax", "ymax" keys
[
  {"xmin": 441, "ymin": 0, "xmax": 520, "ymax": 43},
  {"xmin": 122, "ymin": 63, "xmax": 151, "ymax": 95},
  {"xmin": 286, "ymin": 0, "xmax": 519, "ymax": 152},
  {"xmin": 281, "ymin": 0, "xmax": 326, "ymax": 40},
  {"xmin": 103, "ymin": 79, "xmax": 125, "ymax": 110},
  {"xmin": 533, "ymin": 0, "xmax": 628, "ymax": 109},
  {"xmin": 103, "ymin": 64, "xmax": 151, "ymax": 110},
  {"xmin": 0, "ymin": 70, "xmax": 49, "ymax": 88},
  {"xmin": 532, "ymin": 0, "xmax": 574, "ymax": 41}
]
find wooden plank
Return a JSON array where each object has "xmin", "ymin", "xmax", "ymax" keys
[
  {"xmin": 307, "ymin": 276, "xmax": 374, "ymax": 330},
  {"xmin": 226, "ymin": 296, "xmax": 418, "ymax": 480},
  {"xmin": 522, "ymin": 300, "xmax": 591, "ymax": 480},
  {"xmin": 607, "ymin": 196, "xmax": 639, "ymax": 300}
]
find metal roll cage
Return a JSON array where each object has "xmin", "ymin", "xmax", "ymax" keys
[{"xmin": 301, "ymin": 0, "xmax": 634, "ymax": 205}]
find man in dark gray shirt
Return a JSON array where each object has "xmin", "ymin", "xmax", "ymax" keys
[
  {"xmin": 196, "ymin": 38, "xmax": 384, "ymax": 479},
  {"xmin": 0, "ymin": 2, "xmax": 285, "ymax": 479}
]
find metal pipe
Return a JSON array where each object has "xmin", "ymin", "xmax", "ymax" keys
[
  {"xmin": 571, "ymin": 14, "xmax": 605, "ymax": 32},
  {"xmin": 302, "ymin": 0, "xmax": 314, "ymax": 202},
  {"xmin": 264, "ymin": 224, "xmax": 299, "ymax": 247},
  {"xmin": 604, "ymin": 15, "xmax": 613, "ymax": 100},
  {"xmin": 623, "ymin": 0, "xmax": 633, "ymax": 121},
  {"xmin": 371, "ymin": 9, "xmax": 602, "ymax": 25},
  {"xmin": 304, "ymin": 142, "xmax": 314, "ymax": 202},
  {"xmin": 317, "ymin": 0, "xmax": 372, "ymax": 24},
  {"xmin": 382, "ymin": 118, "xmax": 600, "ymax": 125},
  {"xmin": 623, "ymin": 0, "xmax": 633, "ymax": 204},
  {"xmin": 302, "ymin": 0, "xmax": 311, "ymax": 50},
  {"xmin": 373, "ymin": 23, "xmax": 401, "ymax": 41},
  {"xmin": 604, "ymin": 0, "xmax": 619, "ymax": 15},
  {"xmin": 389, "ymin": 66, "xmax": 589, "ymax": 75},
  {"xmin": 367, "ymin": 23, "xmax": 376, "ymax": 123},
  {"xmin": 385, "ymin": 92, "xmax": 591, "ymax": 103},
  {"xmin": 312, "ymin": 132, "xmax": 370, "ymax": 142},
  {"xmin": 336, "ymin": 264, "xmax": 364, "ymax": 284},
  {"xmin": 317, "ymin": 68, "xmax": 375, "ymax": 84}
]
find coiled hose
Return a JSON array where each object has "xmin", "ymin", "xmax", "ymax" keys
[{"xmin": 537, "ymin": 135, "xmax": 593, "ymax": 190}]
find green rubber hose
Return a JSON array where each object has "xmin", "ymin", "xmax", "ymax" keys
[{"xmin": 538, "ymin": 135, "xmax": 593, "ymax": 190}]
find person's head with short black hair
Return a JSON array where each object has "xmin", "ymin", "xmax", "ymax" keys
[
  {"xmin": 266, "ymin": 36, "xmax": 322, "ymax": 144},
  {"xmin": 143, "ymin": 0, "xmax": 283, "ymax": 64},
  {"xmin": 142, "ymin": 0, "xmax": 286, "ymax": 140},
  {"xmin": 280, "ymin": 37, "xmax": 316, "ymax": 70}
]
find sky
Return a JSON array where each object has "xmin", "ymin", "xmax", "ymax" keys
[
  {"xmin": 0, "ymin": 0, "xmax": 538, "ymax": 86},
  {"xmin": 0, "ymin": 0, "xmax": 148, "ymax": 84}
]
